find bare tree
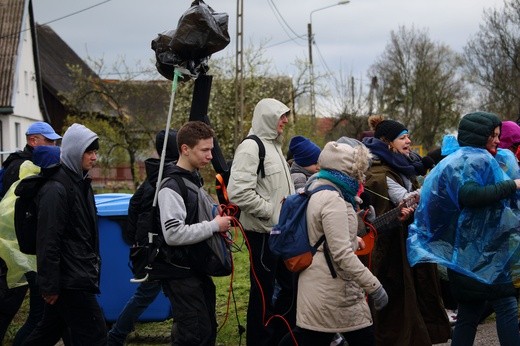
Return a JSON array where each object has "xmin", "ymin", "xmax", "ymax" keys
[
  {"xmin": 465, "ymin": 0, "xmax": 520, "ymax": 119},
  {"xmin": 369, "ymin": 26, "xmax": 467, "ymax": 149}
]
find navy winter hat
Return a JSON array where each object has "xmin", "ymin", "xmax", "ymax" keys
[
  {"xmin": 374, "ymin": 120, "xmax": 408, "ymax": 142},
  {"xmin": 289, "ymin": 136, "xmax": 321, "ymax": 167},
  {"xmin": 155, "ymin": 129, "xmax": 179, "ymax": 161},
  {"xmin": 457, "ymin": 112, "xmax": 501, "ymax": 148}
]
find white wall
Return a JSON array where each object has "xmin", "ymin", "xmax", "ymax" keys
[{"xmin": 4, "ymin": 1, "xmax": 44, "ymax": 154}]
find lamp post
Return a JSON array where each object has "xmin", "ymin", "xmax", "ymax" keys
[{"xmin": 308, "ymin": 0, "xmax": 350, "ymax": 118}]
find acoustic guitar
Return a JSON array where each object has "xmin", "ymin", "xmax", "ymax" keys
[{"xmin": 355, "ymin": 193, "xmax": 419, "ymax": 256}]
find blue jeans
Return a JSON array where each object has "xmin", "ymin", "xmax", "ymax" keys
[
  {"xmin": 452, "ymin": 295, "xmax": 520, "ymax": 346},
  {"xmin": 107, "ymin": 281, "xmax": 163, "ymax": 346}
]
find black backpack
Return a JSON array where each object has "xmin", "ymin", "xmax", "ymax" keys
[
  {"xmin": 13, "ymin": 167, "xmax": 73, "ymax": 255},
  {"xmin": 215, "ymin": 135, "xmax": 265, "ymax": 206},
  {"xmin": 129, "ymin": 174, "xmax": 232, "ymax": 281}
]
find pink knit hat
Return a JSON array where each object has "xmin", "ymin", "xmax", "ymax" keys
[{"xmin": 499, "ymin": 121, "xmax": 520, "ymax": 149}]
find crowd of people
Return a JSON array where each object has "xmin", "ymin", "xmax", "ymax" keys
[{"xmin": 0, "ymin": 100, "xmax": 519, "ymax": 346}]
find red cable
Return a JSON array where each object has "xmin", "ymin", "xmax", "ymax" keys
[{"xmin": 219, "ymin": 202, "xmax": 298, "ymax": 345}]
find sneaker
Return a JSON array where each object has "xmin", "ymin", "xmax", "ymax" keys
[
  {"xmin": 330, "ymin": 333, "xmax": 347, "ymax": 346},
  {"xmin": 446, "ymin": 309, "xmax": 457, "ymax": 325}
]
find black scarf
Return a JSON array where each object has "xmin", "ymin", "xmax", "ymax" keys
[{"xmin": 362, "ymin": 137, "xmax": 427, "ymax": 178}]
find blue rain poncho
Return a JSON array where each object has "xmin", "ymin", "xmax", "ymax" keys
[{"xmin": 407, "ymin": 146, "xmax": 520, "ymax": 285}]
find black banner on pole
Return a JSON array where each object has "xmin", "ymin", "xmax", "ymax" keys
[{"xmin": 189, "ymin": 75, "xmax": 229, "ymax": 174}]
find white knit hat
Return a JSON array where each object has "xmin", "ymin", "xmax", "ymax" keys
[{"xmin": 318, "ymin": 141, "xmax": 372, "ymax": 181}]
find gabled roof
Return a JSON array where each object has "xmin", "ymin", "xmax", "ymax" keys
[
  {"xmin": 36, "ymin": 24, "xmax": 98, "ymax": 99},
  {"xmin": 0, "ymin": 0, "xmax": 24, "ymax": 109}
]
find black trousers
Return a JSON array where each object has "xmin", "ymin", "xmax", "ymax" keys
[
  {"xmin": 162, "ymin": 274, "xmax": 217, "ymax": 346},
  {"xmin": 0, "ymin": 285, "xmax": 27, "ymax": 343},
  {"xmin": 23, "ymin": 289, "xmax": 106, "ymax": 346},
  {"xmin": 245, "ymin": 231, "xmax": 297, "ymax": 346}
]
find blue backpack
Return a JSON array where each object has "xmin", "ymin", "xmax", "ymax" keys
[{"xmin": 269, "ymin": 184, "xmax": 338, "ymax": 277}]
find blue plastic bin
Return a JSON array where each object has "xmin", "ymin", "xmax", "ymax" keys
[{"xmin": 95, "ymin": 193, "xmax": 172, "ymax": 322}]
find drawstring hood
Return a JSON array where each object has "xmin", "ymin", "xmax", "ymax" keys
[{"xmin": 60, "ymin": 123, "xmax": 98, "ymax": 178}]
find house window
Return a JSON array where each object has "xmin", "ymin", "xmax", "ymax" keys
[{"xmin": 15, "ymin": 122, "xmax": 21, "ymax": 149}]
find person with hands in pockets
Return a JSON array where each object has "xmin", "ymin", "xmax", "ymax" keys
[{"xmin": 280, "ymin": 140, "xmax": 388, "ymax": 346}]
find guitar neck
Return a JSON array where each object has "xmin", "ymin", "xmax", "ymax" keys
[
  {"xmin": 371, "ymin": 208, "xmax": 401, "ymax": 230},
  {"xmin": 362, "ymin": 194, "xmax": 418, "ymax": 233}
]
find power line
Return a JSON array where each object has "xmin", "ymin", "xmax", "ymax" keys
[
  {"xmin": 1, "ymin": 0, "xmax": 112, "ymax": 40},
  {"xmin": 314, "ymin": 40, "xmax": 334, "ymax": 78},
  {"xmin": 265, "ymin": 34, "xmax": 306, "ymax": 49},
  {"xmin": 39, "ymin": 0, "xmax": 112, "ymax": 26},
  {"xmin": 266, "ymin": 0, "xmax": 305, "ymax": 46}
]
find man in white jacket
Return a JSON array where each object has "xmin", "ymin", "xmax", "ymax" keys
[{"xmin": 228, "ymin": 98, "xmax": 295, "ymax": 346}]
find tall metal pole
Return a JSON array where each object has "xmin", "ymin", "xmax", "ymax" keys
[
  {"xmin": 234, "ymin": 0, "xmax": 244, "ymax": 149},
  {"xmin": 308, "ymin": 22, "xmax": 315, "ymax": 119},
  {"xmin": 307, "ymin": 1, "xmax": 350, "ymax": 118}
]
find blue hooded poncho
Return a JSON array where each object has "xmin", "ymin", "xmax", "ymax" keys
[{"xmin": 407, "ymin": 144, "xmax": 520, "ymax": 285}]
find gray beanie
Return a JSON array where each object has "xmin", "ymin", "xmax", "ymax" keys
[{"xmin": 318, "ymin": 141, "xmax": 372, "ymax": 181}]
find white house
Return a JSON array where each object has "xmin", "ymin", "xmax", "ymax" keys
[{"xmin": 0, "ymin": 0, "xmax": 48, "ymax": 162}]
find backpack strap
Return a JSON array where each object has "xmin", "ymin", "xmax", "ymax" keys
[
  {"xmin": 244, "ymin": 135, "xmax": 266, "ymax": 178},
  {"xmin": 307, "ymin": 184, "xmax": 339, "ymax": 278}
]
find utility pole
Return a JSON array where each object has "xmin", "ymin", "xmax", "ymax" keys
[
  {"xmin": 307, "ymin": 22, "xmax": 315, "ymax": 119},
  {"xmin": 307, "ymin": 1, "xmax": 350, "ymax": 118},
  {"xmin": 234, "ymin": 0, "xmax": 244, "ymax": 148}
]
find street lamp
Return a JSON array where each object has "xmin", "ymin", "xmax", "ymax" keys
[{"xmin": 308, "ymin": 0, "xmax": 350, "ymax": 118}]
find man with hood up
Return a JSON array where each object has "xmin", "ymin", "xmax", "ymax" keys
[
  {"xmin": 228, "ymin": 98, "xmax": 296, "ymax": 346},
  {"xmin": 24, "ymin": 123, "xmax": 107, "ymax": 345}
]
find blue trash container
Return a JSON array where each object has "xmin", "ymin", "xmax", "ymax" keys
[{"xmin": 95, "ymin": 193, "xmax": 172, "ymax": 322}]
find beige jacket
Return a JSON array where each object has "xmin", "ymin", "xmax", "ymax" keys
[
  {"xmin": 228, "ymin": 99, "xmax": 294, "ymax": 233},
  {"xmin": 297, "ymin": 180, "xmax": 382, "ymax": 333}
]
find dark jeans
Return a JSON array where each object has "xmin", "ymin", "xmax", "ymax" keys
[
  {"xmin": 23, "ymin": 289, "xmax": 107, "ymax": 346},
  {"xmin": 107, "ymin": 281, "xmax": 164, "ymax": 346},
  {"xmin": 13, "ymin": 271, "xmax": 45, "ymax": 346},
  {"xmin": 452, "ymin": 296, "xmax": 520, "ymax": 346},
  {"xmin": 245, "ymin": 231, "xmax": 297, "ymax": 346},
  {"xmin": 279, "ymin": 326, "xmax": 374, "ymax": 346},
  {"xmin": 162, "ymin": 274, "xmax": 216, "ymax": 346},
  {"xmin": 0, "ymin": 274, "xmax": 28, "ymax": 343}
]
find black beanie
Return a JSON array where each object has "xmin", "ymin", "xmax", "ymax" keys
[
  {"xmin": 85, "ymin": 138, "xmax": 99, "ymax": 152},
  {"xmin": 457, "ymin": 112, "xmax": 501, "ymax": 148},
  {"xmin": 374, "ymin": 120, "xmax": 408, "ymax": 142},
  {"xmin": 155, "ymin": 129, "xmax": 179, "ymax": 161}
]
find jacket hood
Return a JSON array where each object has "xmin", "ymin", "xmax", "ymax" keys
[
  {"xmin": 60, "ymin": 123, "xmax": 98, "ymax": 176},
  {"xmin": 457, "ymin": 112, "xmax": 501, "ymax": 148},
  {"xmin": 249, "ymin": 98, "xmax": 290, "ymax": 140},
  {"xmin": 144, "ymin": 158, "xmax": 177, "ymax": 185}
]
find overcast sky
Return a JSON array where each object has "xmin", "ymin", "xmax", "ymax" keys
[{"xmin": 33, "ymin": 0, "xmax": 504, "ymax": 83}]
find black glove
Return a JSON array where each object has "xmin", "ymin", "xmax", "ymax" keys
[{"xmin": 421, "ymin": 156, "xmax": 435, "ymax": 171}]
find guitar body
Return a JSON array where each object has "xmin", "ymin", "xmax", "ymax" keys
[{"xmin": 355, "ymin": 193, "xmax": 419, "ymax": 256}]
